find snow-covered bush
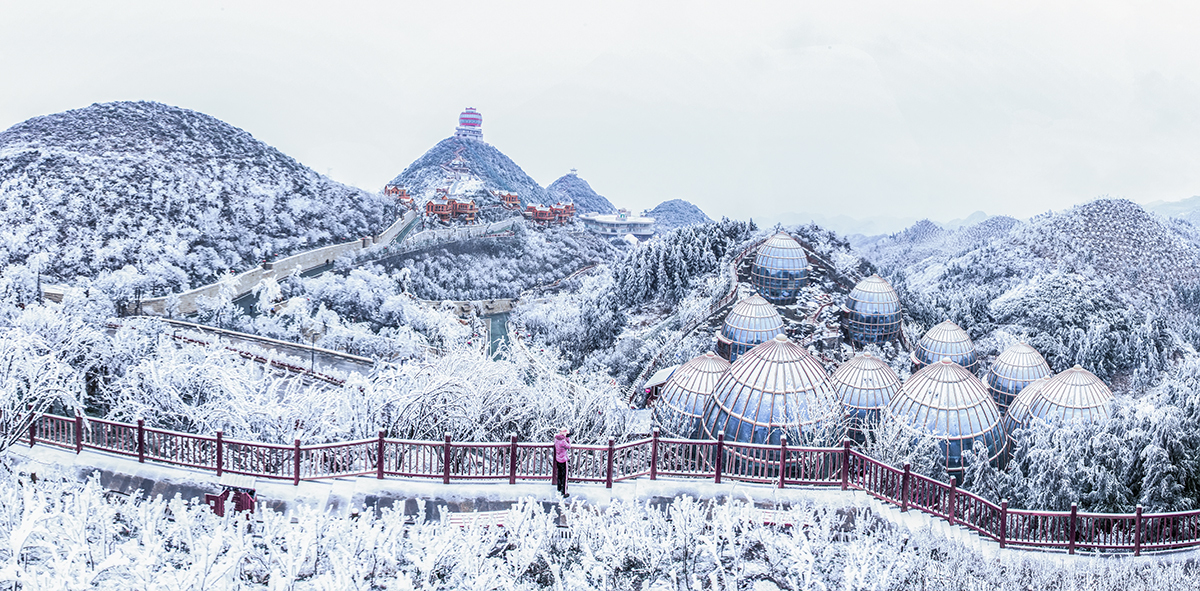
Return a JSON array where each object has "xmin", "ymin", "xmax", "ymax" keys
[{"xmin": 1, "ymin": 465, "xmax": 1197, "ymax": 589}]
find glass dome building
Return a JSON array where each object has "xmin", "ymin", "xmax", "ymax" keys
[
  {"xmin": 701, "ymin": 334, "xmax": 842, "ymax": 446},
  {"xmin": 843, "ymin": 274, "xmax": 903, "ymax": 345},
  {"xmin": 716, "ymin": 294, "xmax": 785, "ymax": 362},
  {"xmin": 1025, "ymin": 365, "xmax": 1113, "ymax": 427},
  {"xmin": 984, "ymin": 343, "xmax": 1052, "ymax": 414},
  {"xmin": 750, "ymin": 233, "xmax": 810, "ymax": 305},
  {"xmin": 885, "ymin": 358, "xmax": 1005, "ymax": 475},
  {"xmin": 653, "ymin": 352, "xmax": 731, "ymax": 438},
  {"xmin": 911, "ymin": 321, "xmax": 978, "ymax": 373},
  {"xmin": 1000, "ymin": 376, "xmax": 1051, "ymax": 461},
  {"xmin": 827, "ymin": 353, "xmax": 901, "ymax": 438}
]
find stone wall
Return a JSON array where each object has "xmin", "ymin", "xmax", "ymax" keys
[{"xmin": 136, "ymin": 210, "xmax": 419, "ymax": 316}]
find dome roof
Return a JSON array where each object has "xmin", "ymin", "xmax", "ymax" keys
[
  {"xmin": 984, "ymin": 343, "xmax": 1052, "ymax": 413},
  {"xmin": 458, "ymin": 107, "xmax": 482, "ymax": 128},
  {"xmin": 828, "ymin": 353, "xmax": 901, "ymax": 433},
  {"xmin": 1026, "ymin": 365, "xmax": 1113, "ymax": 426},
  {"xmin": 1000, "ymin": 376, "xmax": 1051, "ymax": 451},
  {"xmin": 717, "ymin": 294, "xmax": 784, "ymax": 362},
  {"xmin": 653, "ymin": 352, "xmax": 731, "ymax": 438},
  {"xmin": 750, "ymin": 232, "xmax": 809, "ymax": 305},
  {"xmin": 844, "ymin": 274, "xmax": 903, "ymax": 345},
  {"xmin": 886, "ymin": 358, "xmax": 1004, "ymax": 472},
  {"xmin": 912, "ymin": 321, "xmax": 978, "ymax": 373},
  {"xmin": 702, "ymin": 334, "xmax": 841, "ymax": 445}
]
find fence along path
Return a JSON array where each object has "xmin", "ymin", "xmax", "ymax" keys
[{"xmin": 26, "ymin": 413, "xmax": 1197, "ymax": 555}]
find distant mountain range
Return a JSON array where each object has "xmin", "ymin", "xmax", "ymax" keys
[
  {"xmin": 858, "ymin": 198, "xmax": 1196, "ymax": 383},
  {"xmin": 771, "ymin": 210, "xmax": 991, "ymax": 237},
  {"xmin": 387, "ymin": 136, "xmax": 711, "ymax": 233},
  {"xmin": 1145, "ymin": 195, "xmax": 1200, "ymax": 225},
  {"xmin": 0, "ymin": 101, "xmax": 396, "ymax": 291}
]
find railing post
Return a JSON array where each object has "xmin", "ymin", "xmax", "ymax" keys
[
  {"xmin": 377, "ymin": 430, "xmax": 386, "ymax": 480},
  {"xmin": 605, "ymin": 437, "xmax": 615, "ymax": 489},
  {"xmin": 509, "ymin": 434, "xmax": 518, "ymax": 485},
  {"xmin": 1069, "ymin": 503, "xmax": 1077, "ymax": 555},
  {"xmin": 443, "ymin": 433, "xmax": 452, "ymax": 485},
  {"xmin": 216, "ymin": 432, "xmax": 224, "ymax": 476},
  {"xmin": 137, "ymin": 419, "xmax": 145, "ymax": 463},
  {"xmin": 841, "ymin": 439, "xmax": 851, "ymax": 491},
  {"xmin": 947, "ymin": 477, "xmax": 957, "ymax": 526},
  {"xmin": 1000, "ymin": 500, "xmax": 1009, "ymax": 549},
  {"xmin": 293, "ymin": 439, "xmax": 301, "ymax": 486},
  {"xmin": 778, "ymin": 435, "xmax": 787, "ymax": 489},
  {"xmin": 74, "ymin": 413, "xmax": 83, "ymax": 454},
  {"xmin": 901, "ymin": 463, "xmax": 911, "ymax": 512},
  {"xmin": 650, "ymin": 428, "xmax": 659, "ymax": 481},
  {"xmin": 1134, "ymin": 504, "xmax": 1143, "ymax": 556},
  {"xmin": 714, "ymin": 432, "xmax": 724, "ymax": 485}
]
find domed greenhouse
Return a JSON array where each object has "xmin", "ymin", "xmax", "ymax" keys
[
  {"xmin": 911, "ymin": 321, "xmax": 978, "ymax": 373},
  {"xmin": 715, "ymin": 294, "xmax": 785, "ymax": 362},
  {"xmin": 652, "ymin": 352, "xmax": 731, "ymax": 438},
  {"xmin": 750, "ymin": 232, "xmax": 809, "ymax": 305},
  {"xmin": 885, "ymin": 358, "xmax": 1005, "ymax": 475},
  {"xmin": 843, "ymin": 274, "xmax": 903, "ymax": 345}
]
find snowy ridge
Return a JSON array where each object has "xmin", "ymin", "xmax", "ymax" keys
[
  {"xmin": 0, "ymin": 101, "xmax": 398, "ymax": 291},
  {"xmin": 546, "ymin": 171, "xmax": 616, "ymax": 214}
]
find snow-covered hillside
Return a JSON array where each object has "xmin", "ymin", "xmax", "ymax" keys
[
  {"xmin": 860, "ymin": 199, "xmax": 1200, "ymax": 383},
  {"xmin": 0, "ymin": 101, "xmax": 398, "ymax": 292},
  {"xmin": 646, "ymin": 199, "xmax": 714, "ymax": 232},
  {"xmin": 387, "ymin": 137, "xmax": 549, "ymax": 218},
  {"xmin": 546, "ymin": 171, "xmax": 616, "ymax": 214}
]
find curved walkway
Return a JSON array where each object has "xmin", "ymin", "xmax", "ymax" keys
[
  {"xmin": 23, "ymin": 410, "xmax": 1200, "ymax": 556},
  {"xmin": 8, "ymin": 437, "xmax": 1190, "ymax": 562}
]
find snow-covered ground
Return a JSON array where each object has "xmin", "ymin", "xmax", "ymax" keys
[{"xmin": 4, "ymin": 443, "xmax": 1198, "ymax": 590}]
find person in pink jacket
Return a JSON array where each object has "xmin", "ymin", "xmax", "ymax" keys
[{"xmin": 553, "ymin": 427, "xmax": 571, "ymax": 497}]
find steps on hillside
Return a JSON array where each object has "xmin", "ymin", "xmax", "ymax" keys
[{"xmin": 863, "ymin": 495, "xmax": 993, "ymax": 558}]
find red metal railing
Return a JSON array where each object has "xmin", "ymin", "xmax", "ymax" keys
[{"xmin": 26, "ymin": 413, "xmax": 1200, "ymax": 555}]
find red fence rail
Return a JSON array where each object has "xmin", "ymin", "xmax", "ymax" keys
[{"xmin": 24, "ymin": 414, "xmax": 1200, "ymax": 555}]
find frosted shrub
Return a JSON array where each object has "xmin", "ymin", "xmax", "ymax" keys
[{"xmin": 1, "ymin": 467, "xmax": 1196, "ymax": 590}]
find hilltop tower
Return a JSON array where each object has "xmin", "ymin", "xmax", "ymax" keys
[{"xmin": 454, "ymin": 108, "xmax": 483, "ymax": 140}]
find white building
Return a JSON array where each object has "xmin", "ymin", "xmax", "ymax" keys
[{"xmin": 579, "ymin": 208, "xmax": 656, "ymax": 241}]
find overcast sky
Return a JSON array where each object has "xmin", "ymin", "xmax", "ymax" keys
[{"xmin": 3, "ymin": 1, "xmax": 1199, "ymax": 229}]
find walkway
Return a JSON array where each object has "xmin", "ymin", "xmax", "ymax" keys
[
  {"xmin": 25, "ymin": 407, "xmax": 1200, "ymax": 556},
  {"xmin": 7, "ymin": 442, "xmax": 1185, "ymax": 565}
]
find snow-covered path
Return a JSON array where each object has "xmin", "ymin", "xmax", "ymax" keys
[{"xmin": 8, "ymin": 442, "xmax": 1188, "ymax": 565}]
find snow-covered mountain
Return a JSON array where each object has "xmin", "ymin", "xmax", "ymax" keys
[
  {"xmin": 387, "ymin": 137, "xmax": 549, "ymax": 219},
  {"xmin": 859, "ymin": 199, "xmax": 1199, "ymax": 382},
  {"xmin": 0, "ymin": 101, "xmax": 398, "ymax": 291},
  {"xmin": 646, "ymin": 199, "xmax": 713, "ymax": 232},
  {"xmin": 546, "ymin": 171, "xmax": 616, "ymax": 214}
]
